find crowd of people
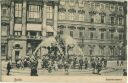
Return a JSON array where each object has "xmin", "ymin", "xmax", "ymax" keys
[{"xmin": 6, "ymin": 54, "xmax": 109, "ymax": 76}]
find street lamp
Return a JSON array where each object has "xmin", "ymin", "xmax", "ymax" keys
[{"xmin": 10, "ymin": 36, "xmax": 15, "ymax": 63}]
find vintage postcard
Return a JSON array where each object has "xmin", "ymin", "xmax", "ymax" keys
[{"xmin": 0, "ymin": 0, "xmax": 127, "ymax": 82}]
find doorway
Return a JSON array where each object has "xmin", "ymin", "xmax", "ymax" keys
[{"xmin": 15, "ymin": 51, "xmax": 20, "ymax": 63}]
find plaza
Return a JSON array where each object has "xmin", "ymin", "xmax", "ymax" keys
[{"xmin": 1, "ymin": 0, "xmax": 127, "ymax": 76}]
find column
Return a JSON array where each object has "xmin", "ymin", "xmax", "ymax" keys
[
  {"xmin": 53, "ymin": 4, "xmax": 58, "ymax": 37},
  {"xmin": 10, "ymin": 1, "xmax": 15, "ymax": 35},
  {"xmin": 42, "ymin": 2, "xmax": 47, "ymax": 37},
  {"xmin": 22, "ymin": 0, "xmax": 27, "ymax": 36}
]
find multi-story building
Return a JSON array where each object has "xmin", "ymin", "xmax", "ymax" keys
[{"xmin": 1, "ymin": 0, "xmax": 127, "ymax": 62}]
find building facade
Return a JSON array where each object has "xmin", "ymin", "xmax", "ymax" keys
[{"xmin": 1, "ymin": 0, "xmax": 127, "ymax": 62}]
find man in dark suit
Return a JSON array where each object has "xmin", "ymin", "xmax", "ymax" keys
[
  {"xmin": 79, "ymin": 58, "xmax": 83, "ymax": 70},
  {"xmin": 7, "ymin": 61, "xmax": 12, "ymax": 75}
]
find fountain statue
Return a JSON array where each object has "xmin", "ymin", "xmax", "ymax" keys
[{"xmin": 32, "ymin": 34, "xmax": 84, "ymax": 61}]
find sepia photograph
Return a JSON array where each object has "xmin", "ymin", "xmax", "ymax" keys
[{"xmin": 1, "ymin": 0, "xmax": 127, "ymax": 82}]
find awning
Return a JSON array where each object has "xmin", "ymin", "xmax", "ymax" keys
[
  {"xmin": 27, "ymin": 24, "xmax": 42, "ymax": 31},
  {"xmin": 43, "ymin": 25, "xmax": 54, "ymax": 32},
  {"xmin": 14, "ymin": 24, "xmax": 22, "ymax": 31},
  {"xmin": 27, "ymin": 24, "xmax": 54, "ymax": 32}
]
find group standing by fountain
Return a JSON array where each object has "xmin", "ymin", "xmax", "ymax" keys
[{"xmin": 6, "ymin": 35, "xmax": 108, "ymax": 76}]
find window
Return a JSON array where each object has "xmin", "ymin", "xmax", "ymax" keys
[
  {"xmin": 59, "ymin": 12, "xmax": 65, "ymax": 20},
  {"xmin": 69, "ymin": 13, "xmax": 75, "ymax": 20},
  {"xmin": 119, "ymin": 17, "xmax": 123, "ymax": 25},
  {"xmin": 101, "ymin": 16, "xmax": 105, "ymax": 23},
  {"xmin": 46, "ymin": 6, "xmax": 53, "ymax": 19},
  {"xmin": 70, "ymin": 31, "xmax": 73, "ymax": 37},
  {"xmin": 28, "ymin": 5, "xmax": 41, "ymax": 18},
  {"xmin": 79, "ymin": 31, "xmax": 83, "ymax": 37},
  {"xmin": 1, "ymin": 45, "xmax": 6, "ymax": 55},
  {"xmin": 90, "ymin": 32, "xmax": 93, "ymax": 39},
  {"xmin": 101, "ymin": 33, "xmax": 104, "ymax": 39},
  {"xmin": 78, "ymin": 14, "xmax": 84, "ymax": 21},
  {"xmin": 111, "ymin": 17, "xmax": 114, "ymax": 24},
  {"xmin": 15, "ymin": 3, "xmax": 22, "ymax": 17}
]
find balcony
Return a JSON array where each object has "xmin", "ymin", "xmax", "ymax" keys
[{"xmin": 27, "ymin": 36, "xmax": 43, "ymax": 40}]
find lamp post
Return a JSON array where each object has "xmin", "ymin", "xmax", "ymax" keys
[{"xmin": 10, "ymin": 35, "xmax": 15, "ymax": 63}]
